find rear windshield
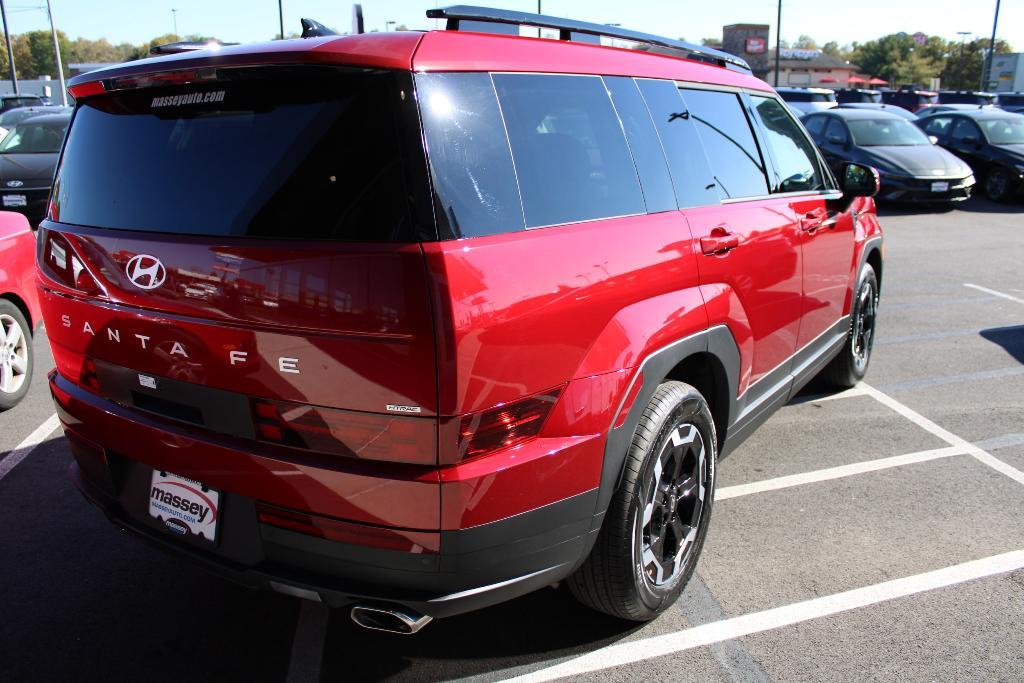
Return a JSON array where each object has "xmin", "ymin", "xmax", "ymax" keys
[
  {"xmin": 52, "ymin": 67, "xmax": 415, "ymax": 240},
  {"xmin": 940, "ymin": 92, "xmax": 996, "ymax": 105}
]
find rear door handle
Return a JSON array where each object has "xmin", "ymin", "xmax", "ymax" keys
[{"xmin": 700, "ymin": 231, "xmax": 740, "ymax": 255}]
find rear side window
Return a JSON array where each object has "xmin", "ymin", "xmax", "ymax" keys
[
  {"xmin": 803, "ymin": 115, "xmax": 827, "ymax": 137},
  {"xmin": 603, "ymin": 77, "xmax": 676, "ymax": 214},
  {"xmin": 636, "ymin": 79, "xmax": 718, "ymax": 208},
  {"xmin": 680, "ymin": 88, "xmax": 769, "ymax": 199},
  {"xmin": 417, "ymin": 72, "xmax": 525, "ymax": 238},
  {"xmin": 920, "ymin": 116, "xmax": 953, "ymax": 136},
  {"xmin": 492, "ymin": 73, "xmax": 644, "ymax": 228},
  {"xmin": 750, "ymin": 96, "xmax": 826, "ymax": 193},
  {"xmin": 53, "ymin": 67, "xmax": 415, "ymax": 240}
]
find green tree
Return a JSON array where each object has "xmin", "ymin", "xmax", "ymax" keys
[
  {"xmin": 851, "ymin": 33, "xmax": 943, "ymax": 87},
  {"xmin": 793, "ymin": 34, "xmax": 817, "ymax": 50},
  {"xmin": 940, "ymin": 37, "xmax": 1013, "ymax": 90}
]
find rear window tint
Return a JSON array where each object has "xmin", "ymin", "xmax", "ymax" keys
[
  {"xmin": 493, "ymin": 73, "xmax": 644, "ymax": 228},
  {"xmin": 603, "ymin": 76, "xmax": 677, "ymax": 214},
  {"xmin": 636, "ymin": 79, "xmax": 718, "ymax": 208},
  {"xmin": 417, "ymin": 72, "xmax": 525, "ymax": 238},
  {"xmin": 680, "ymin": 89, "xmax": 769, "ymax": 199},
  {"xmin": 53, "ymin": 67, "xmax": 415, "ymax": 240}
]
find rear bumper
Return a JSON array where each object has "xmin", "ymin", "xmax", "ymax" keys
[{"xmin": 51, "ymin": 372, "xmax": 600, "ymax": 618}]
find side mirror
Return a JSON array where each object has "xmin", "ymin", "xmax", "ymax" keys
[
  {"xmin": 841, "ymin": 162, "xmax": 879, "ymax": 197},
  {"xmin": 928, "ymin": 135, "xmax": 939, "ymax": 145}
]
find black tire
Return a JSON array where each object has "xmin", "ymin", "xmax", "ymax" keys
[
  {"xmin": 984, "ymin": 167, "xmax": 1012, "ymax": 202},
  {"xmin": 0, "ymin": 299, "xmax": 33, "ymax": 411},
  {"xmin": 568, "ymin": 381, "xmax": 716, "ymax": 621},
  {"xmin": 821, "ymin": 264, "xmax": 878, "ymax": 388}
]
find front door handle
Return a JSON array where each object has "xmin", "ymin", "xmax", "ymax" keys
[
  {"xmin": 700, "ymin": 229, "xmax": 740, "ymax": 255},
  {"xmin": 800, "ymin": 209, "xmax": 827, "ymax": 233}
]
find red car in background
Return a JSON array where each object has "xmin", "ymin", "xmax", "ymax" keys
[{"xmin": 0, "ymin": 211, "xmax": 40, "ymax": 409}]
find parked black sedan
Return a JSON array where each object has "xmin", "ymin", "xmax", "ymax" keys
[
  {"xmin": 0, "ymin": 113, "xmax": 70, "ymax": 227},
  {"xmin": 803, "ymin": 108, "xmax": 975, "ymax": 203},
  {"xmin": 916, "ymin": 109, "xmax": 1024, "ymax": 201}
]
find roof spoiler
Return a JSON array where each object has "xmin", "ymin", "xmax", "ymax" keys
[
  {"xmin": 426, "ymin": 5, "xmax": 752, "ymax": 73},
  {"xmin": 149, "ymin": 40, "xmax": 237, "ymax": 56}
]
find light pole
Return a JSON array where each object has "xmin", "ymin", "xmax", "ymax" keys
[
  {"xmin": 45, "ymin": 0, "xmax": 66, "ymax": 106},
  {"xmin": 0, "ymin": 0, "xmax": 18, "ymax": 94},
  {"xmin": 278, "ymin": 0, "xmax": 284, "ymax": 40},
  {"xmin": 385, "ymin": 20, "xmax": 396, "ymax": 32},
  {"xmin": 956, "ymin": 31, "xmax": 970, "ymax": 90},
  {"xmin": 980, "ymin": 0, "xmax": 1000, "ymax": 91},
  {"xmin": 774, "ymin": 0, "xmax": 782, "ymax": 86},
  {"xmin": 171, "ymin": 8, "xmax": 178, "ymax": 37}
]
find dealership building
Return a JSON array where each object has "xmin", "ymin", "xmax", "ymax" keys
[{"xmin": 721, "ymin": 23, "xmax": 876, "ymax": 88}]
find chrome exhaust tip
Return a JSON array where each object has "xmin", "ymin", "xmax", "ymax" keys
[{"xmin": 350, "ymin": 605, "xmax": 433, "ymax": 634}]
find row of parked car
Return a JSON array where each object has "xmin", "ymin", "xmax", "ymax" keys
[{"xmin": 778, "ymin": 87, "xmax": 1024, "ymax": 203}]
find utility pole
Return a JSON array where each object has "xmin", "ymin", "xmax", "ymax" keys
[
  {"xmin": 385, "ymin": 20, "xmax": 395, "ymax": 32},
  {"xmin": 278, "ymin": 0, "xmax": 284, "ymax": 40},
  {"xmin": 981, "ymin": 0, "xmax": 1000, "ymax": 91},
  {"xmin": 171, "ymin": 8, "xmax": 178, "ymax": 37},
  {"xmin": 45, "ymin": 0, "xmax": 66, "ymax": 106},
  {"xmin": 0, "ymin": 0, "xmax": 18, "ymax": 95},
  {"xmin": 956, "ymin": 32, "xmax": 970, "ymax": 90},
  {"xmin": 774, "ymin": 0, "xmax": 782, "ymax": 87}
]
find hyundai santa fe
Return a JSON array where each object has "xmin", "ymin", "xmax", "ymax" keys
[{"xmin": 40, "ymin": 5, "xmax": 884, "ymax": 633}]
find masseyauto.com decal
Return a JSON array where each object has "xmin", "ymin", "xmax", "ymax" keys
[{"xmin": 151, "ymin": 90, "xmax": 226, "ymax": 108}]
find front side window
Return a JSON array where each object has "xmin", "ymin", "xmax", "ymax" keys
[
  {"xmin": 920, "ymin": 116, "xmax": 953, "ymax": 137},
  {"xmin": 493, "ymin": 73, "xmax": 645, "ymax": 228},
  {"xmin": 824, "ymin": 118, "xmax": 850, "ymax": 144},
  {"xmin": 750, "ymin": 96, "xmax": 826, "ymax": 193},
  {"xmin": 802, "ymin": 115, "xmax": 827, "ymax": 137},
  {"xmin": 681, "ymin": 88, "xmax": 769, "ymax": 199},
  {"xmin": 951, "ymin": 118, "xmax": 982, "ymax": 142}
]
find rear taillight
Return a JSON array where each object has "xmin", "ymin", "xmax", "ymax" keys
[
  {"xmin": 37, "ymin": 229, "xmax": 102, "ymax": 296},
  {"xmin": 251, "ymin": 398, "xmax": 436, "ymax": 465},
  {"xmin": 256, "ymin": 503, "xmax": 439, "ymax": 554},
  {"xmin": 441, "ymin": 386, "xmax": 564, "ymax": 464},
  {"xmin": 67, "ymin": 80, "xmax": 105, "ymax": 100}
]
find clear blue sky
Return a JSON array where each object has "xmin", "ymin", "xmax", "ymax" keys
[{"xmin": 6, "ymin": 0, "xmax": 1021, "ymax": 50}]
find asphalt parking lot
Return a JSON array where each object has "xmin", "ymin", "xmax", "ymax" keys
[{"xmin": 1, "ymin": 196, "xmax": 1022, "ymax": 682}]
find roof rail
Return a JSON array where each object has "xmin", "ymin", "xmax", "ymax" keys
[{"xmin": 425, "ymin": 5, "xmax": 751, "ymax": 73}]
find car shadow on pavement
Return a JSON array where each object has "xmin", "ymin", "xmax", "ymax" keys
[
  {"xmin": 319, "ymin": 585, "xmax": 643, "ymax": 681},
  {"xmin": 875, "ymin": 201, "xmax": 957, "ymax": 217},
  {"xmin": 950, "ymin": 197, "xmax": 1024, "ymax": 214},
  {"xmin": 980, "ymin": 324, "xmax": 1024, "ymax": 365},
  {"xmin": 0, "ymin": 435, "xmax": 299, "ymax": 683}
]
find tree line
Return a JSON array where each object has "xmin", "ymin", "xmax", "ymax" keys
[{"xmin": 0, "ymin": 31, "xmax": 219, "ymax": 80}]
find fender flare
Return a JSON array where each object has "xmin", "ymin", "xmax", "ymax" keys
[{"xmin": 591, "ymin": 324, "xmax": 740, "ymax": 523}]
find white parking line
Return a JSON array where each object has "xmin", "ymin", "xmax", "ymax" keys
[
  {"xmin": 0, "ymin": 413, "xmax": 60, "ymax": 482},
  {"xmin": 860, "ymin": 383, "xmax": 1024, "ymax": 488},
  {"xmin": 715, "ymin": 445, "xmax": 966, "ymax": 501},
  {"xmin": 964, "ymin": 283, "xmax": 1024, "ymax": 306},
  {"xmin": 504, "ymin": 548, "xmax": 1024, "ymax": 683}
]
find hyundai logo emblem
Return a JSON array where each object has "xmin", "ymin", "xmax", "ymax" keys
[
  {"xmin": 5, "ymin": 180, "xmax": 23, "ymax": 187},
  {"xmin": 125, "ymin": 254, "xmax": 167, "ymax": 290}
]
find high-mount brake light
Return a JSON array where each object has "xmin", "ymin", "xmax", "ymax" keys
[
  {"xmin": 442, "ymin": 386, "xmax": 564, "ymax": 463},
  {"xmin": 106, "ymin": 68, "xmax": 219, "ymax": 92},
  {"xmin": 251, "ymin": 398, "xmax": 436, "ymax": 465}
]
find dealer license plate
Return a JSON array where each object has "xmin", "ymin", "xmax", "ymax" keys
[
  {"xmin": 148, "ymin": 470, "xmax": 220, "ymax": 543},
  {"xmin": 2, "ymin": 194, "xmax": 26, "ymax": 207},
  {"xmin": 931, "ymin": 181, "xmax": 949, "ymax": 193}
]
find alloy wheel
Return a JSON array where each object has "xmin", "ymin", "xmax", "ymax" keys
[
  {"xmin": 0, "ymin": 313, "xmax": 29, "ymax": 395},
  {"xmin": 851, "ymin": 278, "xmax": 877, "ymax": 371},
  {"xmin": 639, "ymin": 423, "xmax": 708, "ymax": 587}
]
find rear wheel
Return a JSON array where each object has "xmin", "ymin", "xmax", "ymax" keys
[
  {"xmin": 984, "ymin": 167, "xmax": 1012, "ymax": 202},
  {"xmin": 568, "ymin": 381, "xmax": 715, "ymax": 621},
  {"xmin": 821, "ymin": 264, "xmax": 878, "ymax": 388},
  {"xmin": 0, "ymin": 300, "xmax": 32, "ymax": 411}
]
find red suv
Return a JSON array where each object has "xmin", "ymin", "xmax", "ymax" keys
[{"xmin": 39, "ymin": 7, "xmax": 883, "ymax": 633}]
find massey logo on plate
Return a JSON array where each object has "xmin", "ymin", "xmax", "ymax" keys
[{"xmin": 148, "ymin": 471, "xmax": 220, "ymax": 542}]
